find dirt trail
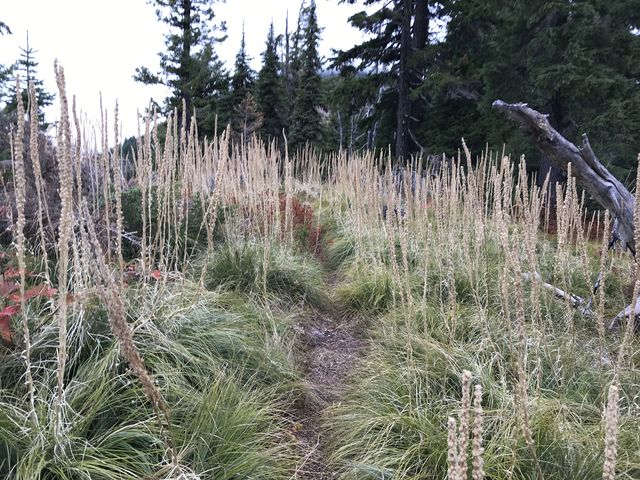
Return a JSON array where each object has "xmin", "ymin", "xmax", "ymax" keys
[{"xmin": 293, "ymin": 289, "xmax": 364, "ymax": 479}]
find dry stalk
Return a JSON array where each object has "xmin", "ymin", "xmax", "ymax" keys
[
  {"xmin": 27, "ymin": 82, "xmax": 51, "ymax": 284},
  {"xmin": 113, "ymin": 101, "xmax": 124, "ymax": 274},
  {"xmin": 471, "ymin": 384, "xmax": 485, "ymax": 480},
  {"xmin": 596, "ymin": 211, "xmax": 610, "ymax": 350},
  {"xmin": 82, "ymin": 202, "xmax": 177, "ymax": 465},
  {"xmin": 447, "ymin": 416, "xmax": 461, "ymax": 480},
  {"xmin": 99, "ymin": 95, "xmax": 112, "ymax": 262},
  {"xmin": 602, "ymin": 383, "xmax": 620, "ymax": 480},
  {"xmin": 13, "ymin": 77, "xmax": 38, "ymax": 429},
  {"xmin": 53, "ymin": 62, "xmax": 76, "ymax": 440}
]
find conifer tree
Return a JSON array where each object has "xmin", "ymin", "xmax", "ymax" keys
[
  {"xmin": 256, "ymin": 22, "xmax": 286, "ymax": 142},
  {"xmin": 229, "ymin": 25, "xmax": 255, "ymax": 111},
  {"xmin": 134, "ymin": 0, "xmax": 228, "ymax": 133},
  {"xmin": 289, "ymin": 0, "xmax": 323, "ymax": 150},
  {"xmin": 334, "ymin": 0, "xmax": 436, "ymax": 159},
  {"xmin": 2, "ymin": 32, "xmax": 54, "ymax": 127}
]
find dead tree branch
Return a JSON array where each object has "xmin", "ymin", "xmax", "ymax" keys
[{"xmin": 492, "ymin": 100, "xmax": 635, "ymax": 253}]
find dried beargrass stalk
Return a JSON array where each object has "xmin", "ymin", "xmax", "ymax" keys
[
  {"xmin": 53, "ymin": 61, "xmax": 75, "ymax": 438},
  {"xmin": 13, "ymin": 77, "xmax": 38, "ymax": 429},
  {"xmin": 28, "ymin": 82, "xmax": 51, "ymax": 283},
  {"xmin": 458, "ymin": 370, "xmax": 472, "ymax": 475},
  {"xmin": 602, "ymin": 383, "xmax": 620, "ymax": 480},
  {"xmin": 471, "ymin": 384, "xmax": 485, "ymax": 480},
  {"xmin": 82, "ymin": 202, "xmax": 177, "ymax": 464},
  {"xmin": 447, "ymin": 416, "xmax": 461, "ymax": 480}
]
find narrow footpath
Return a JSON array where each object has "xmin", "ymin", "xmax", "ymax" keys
[{"xmin": 293, "ymin": 283, "xmax": 364, "ymax": 479}]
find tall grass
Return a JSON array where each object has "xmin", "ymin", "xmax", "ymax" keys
[
  {"xmin": 2, "ymin": 65, "xmax": 639, "ymax": 479},
  {"xmin": 2, "ymin": 67, "xmax": 314, "ymax": 478},
  {"xmin": 322, "ymin": 150, "xmax": 639, "ymax": 478}
]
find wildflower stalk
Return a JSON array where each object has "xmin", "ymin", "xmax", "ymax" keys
[
  {"xmin": 13, "ymin": 77, "xmax": 38, "ymax": 429},
  {"xmin": 602, "ymin": 383, "xmax": 620, "ymax": 480},
  {"xmin": 53, "ymin": 62, "xmax": 75, "ymax": 441},
  {"xmin": 472, "ymin": 385, "xmax": 485, "ymax": 480}
]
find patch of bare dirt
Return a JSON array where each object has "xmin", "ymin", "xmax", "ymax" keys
[{"xmin": 292, "ymin": 307, "xmax": 364, "ymax": 479}]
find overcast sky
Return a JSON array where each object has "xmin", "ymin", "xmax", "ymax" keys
[{"xmin": 0, "ymin": 0, "xmax": 368, "ymax": 138}]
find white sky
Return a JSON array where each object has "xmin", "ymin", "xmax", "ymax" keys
[{"xmin": 0, "ymin": 0, "xmax": 368, "ymax": 138}]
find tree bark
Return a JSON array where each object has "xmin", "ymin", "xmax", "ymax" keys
[
  {"xmin": 412, "ymin": 0, "xmax": 429, "ymax": 52},
  {"xmin": 180, "ymin": 0, "xmax": 193, "ymax": 132},
  {"xmin": 492, "ymin": 100, "xmax": 636, "ymax": 253},
  {"xmin": 395, "ymin": 0, "xmax": 412, "ymax": 161},
  {"xmin": 409, "ymin": 0, "xmax": 429, "ymax": 154}
]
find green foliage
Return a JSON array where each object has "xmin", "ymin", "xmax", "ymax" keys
[
  {"xmin": 338, "ymin": 264, "xmax": 396, "ymax": 315},
  {"xmin": 228, "ymin": 27, "xmax": 255, "ymax": 112},
  {"xmin": 0, "ymin": 282, "xmax": 300, "ymax": 479},
  {"xmin": 427, "ymin": 0, "xmax": 640, "ymax": 177},
  {"xmin": 289, "ymin": 0, "xmax": 324, "ymax": 151},
  {"xmin": 256, "ymin": 22, "xmax": 287, "ymax": 142},
  {"xmin": 134, "ymin": 0, "xmax": 229, "ymax": 133},
  {"xmin": 201, "ymin": 241, "xmax": 329, "ymax": 310},
  {"xmin": 120, "ymin": 186, "xmax": 225, "ymax": 261},
  {"xmin": 1, "ymin": 32, "xmax": 54, "ymax": 128}
]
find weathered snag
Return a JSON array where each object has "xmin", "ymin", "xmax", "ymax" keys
[{"xmin": 492, "ymin": 100, "xmax": 635, "ymax": 253}]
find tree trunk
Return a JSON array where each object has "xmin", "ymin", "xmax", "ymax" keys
[
  {"xmin": 537, "ymin": 95, "xmax": 573, "ymax": 208},
  {"xmin": 180, "ymin": 0, "xmax": 193, "ymax": 132},
  {"xmin": 492, "ymin": 100, "xmax": 636, "ymax": 253},
  {"xmin": 395, "ymin": 0, "xmax": 412, "ymax": 161},
  {"xmin": 408, "ymin": 0, "xmax": 429, "ymax": 154},
  {"xmin": 538, "ymin": 154, "xmax": 565, "ymax": 209},
  {"xmin": 412, "ymin": 0, "xmax": 429, "ymax": 52}
]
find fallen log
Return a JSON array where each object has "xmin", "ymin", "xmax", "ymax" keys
[
  {"xmin": 523, "ymin": 272, "xmax": 593, "ymax": 316},
  {"xmin": 523, "ymin": 271, "xmax": 639, "ymax": 332},
  {"xmin": 492, "ymin": 100, "xmax": 636, "ymax": 254},
  {"xmin": 493, "ymin": 101, "xmax": 640, "ymax": 333},
  {"xmin": 609, "ymin": 298, "xmax": 640, "ymax": 332}
]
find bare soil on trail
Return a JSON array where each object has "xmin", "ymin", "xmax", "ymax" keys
[{"xmin": 292, "ymin": 305, "xmax": 364, "ymax": 479}]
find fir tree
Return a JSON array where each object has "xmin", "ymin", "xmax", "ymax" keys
[
  {"xmin": 134, "ymin": 0, "xmax": 228, "ymax": 132},
  {"xmin": 2, "ymin": 32, "xmax": 54, "ymax": 128},
  {"xmin": 334, "ymin": 0, "xmax": 437, "ymax": 159},
  {"xmin": 289, "ymin": 0, "xmax": 323, "ymax": 150},
  {"xmin": 228, "ymin": 25, "xmax": 255, "ymax": 111},
  {"xmin": 256, "ymin": 22, "xmax": 286, "ymax": 142}
]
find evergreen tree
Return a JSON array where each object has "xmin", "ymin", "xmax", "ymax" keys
[
  {"xmin": 134, "ymin": 0, "xmax": 228, "ymax": 132},
  {"xmin": 189, "ymin": 43, "xmax": 229, "ymax": 135},
  {"xmin": 289, "ymin": 0, "xmax": 323, "ymax": 150},
  {"xmin": 231, "ymin": 92, "xmax": 263, "ymax": 144},
  {"xmin": 334, "ymin": 0, "xmax": 438, "ymax": 159},
  {"xmin": 229, "ymin": 26, "xmax": 254, "ymax": 109},
  {"xmin": 428, "ymin": 0, "xmax": 640, "ymax": 181},
  {"xmin": 2, "ymin": 32, "xmax": 54, "ymax": 127},
  {"xmin": 256, "ymin": 22, "xmax": 286, "ymax": 142}
]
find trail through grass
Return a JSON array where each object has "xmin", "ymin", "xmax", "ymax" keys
[{"xmin": 293, "ymin": 273, "xmax": 365, "ymax": 479}]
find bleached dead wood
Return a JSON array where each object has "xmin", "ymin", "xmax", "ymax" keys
[
  {"xmin": 492, "ymin": 100, "xmax": 636, "ymax": 254},
  {"xmin": 523, "ymin": 272, "xmax": 593, "ymax": 316},
  {"xmin": 609, "ymin": 299, "xmax": 640, "ymax": 332}
]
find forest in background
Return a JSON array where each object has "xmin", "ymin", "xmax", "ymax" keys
[
  {"xmin": 1, "ymin": 0, "xmax": 640, "ymax": 184},
  {"xmin": 0, "ymin": 2, "xmax": 639, "ymax": 478}
]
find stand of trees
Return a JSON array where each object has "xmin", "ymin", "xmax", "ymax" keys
[{"xmin": 1, "ymin": 1, "xmax": 639, "ymax": 182}]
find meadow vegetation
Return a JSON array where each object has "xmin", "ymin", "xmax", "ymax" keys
[{"xmin": 0, "ymin": 69, "xmax": 638, "ymax": 479}]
